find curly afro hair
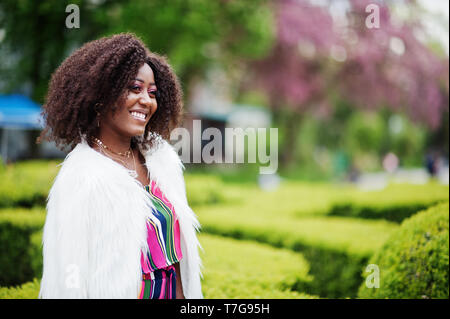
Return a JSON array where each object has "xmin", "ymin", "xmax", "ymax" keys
[{"xmin": 39, "ymin": 33, "xmax": 183, "ymax": 151}]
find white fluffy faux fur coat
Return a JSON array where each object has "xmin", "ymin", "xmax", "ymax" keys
[{"xmin": 39, "ymin": 137, "xmax": 203, "ymax": 299}]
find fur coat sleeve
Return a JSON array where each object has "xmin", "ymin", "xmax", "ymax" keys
[{"xmin": 38, "ymin": 139, "xmax": 203, "ymax": 299}]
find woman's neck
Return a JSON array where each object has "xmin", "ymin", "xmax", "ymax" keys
[{"xmin": 96, "ymin": 126, "xmax": 132, "ymax": 154}]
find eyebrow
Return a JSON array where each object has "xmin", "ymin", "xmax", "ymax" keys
[{"xmin": 135, "ymin": 78, "xmax": 156, "ymax": 86}]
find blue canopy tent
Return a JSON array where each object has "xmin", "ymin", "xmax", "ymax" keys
[
  {"xmin": 0, "ymin": 94, "xmax": 43, "ymax": 129},
  {"xmin": 0, "ymin": 94, "xmax": 44, "ymax": 162}
]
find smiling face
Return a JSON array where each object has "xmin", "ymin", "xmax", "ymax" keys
[{"xmin": 101, "ymin": 63, "xmax": 158, "ymax": 139}]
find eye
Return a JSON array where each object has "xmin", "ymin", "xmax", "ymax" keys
[
  {"xmin": 149, "ymin": 90, "xmax": 158, "ymax": 98},
  {"xmin": 130, "ymin": 85, "xmax": 142, "ymax": 93}
]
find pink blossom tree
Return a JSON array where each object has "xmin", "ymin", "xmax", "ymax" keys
[
  {"xmin": 250, "ymin": 0, "xmax": 449, "ymax": 167},
  {"xmin": 339, "ymin": 0, "xmax": 448, "ymax": 130}
]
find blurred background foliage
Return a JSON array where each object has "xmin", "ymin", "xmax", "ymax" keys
[
  {"xmin": 2, "ymin": 0, "xmax": 446, "ymax": 179},
  {"xmin": 0, "ymin": 0, "xmax": 448, "ymax": 299},
  {"xmin": 0, "ymin": 0, "xmax": 273, "ymax": 106}
]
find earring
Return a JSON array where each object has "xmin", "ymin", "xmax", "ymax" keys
[{"xmin": 94, "ymin": 102, "xmax": 102, "ymax": 127}]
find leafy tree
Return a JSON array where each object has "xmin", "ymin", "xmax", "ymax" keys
[
  {"xmin": 0, "ymin": 0, "xmax": 273, "ymax": 106},
  {"xmin": 101, "ymin": 0, "xmax": 273, "ymax": 101},
  {"xmin": 0, "ymin": 0, "xmax": 124, "ymax": 102}
]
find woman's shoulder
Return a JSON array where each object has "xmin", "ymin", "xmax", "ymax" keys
[{"xmin": 54, "ymin": 142, "xmax": 117, "ymax": 186}]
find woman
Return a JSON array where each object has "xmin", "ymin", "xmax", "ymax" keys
[{"xmin": 38, "ymin": 33, "xmax": 203, "ymax": 299}]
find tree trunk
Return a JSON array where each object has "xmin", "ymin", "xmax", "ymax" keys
[
  {"xmin": 272, "ymin": 108, "xmax": 303, "ymax": 170},
  {"xmin": 281, "ymin": 111, "xmax": 302, "ymax": 168}
]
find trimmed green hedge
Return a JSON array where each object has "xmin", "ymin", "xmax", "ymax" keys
[
  {"xmin": 328, "ymin": 182, "xmax": 449, "ymax": 223},
  {"xmin": 0, "ymin": 279, "xmax": 40, "ymax": 299},
  {"xmin": 0, "ymin": 161, "xmax": 234, "ymax": 209},
  {"xmin": 0, "ymin": 209, "xmax": 45, "ymax": 286},
  {"xmin": 192, "ymin": 179, "xmax": 449, "ymax": 298},
  {"xmin": 1, "ymin": 160, "xmax": 447, "ymax": 224},
  {"xmin": 200, "ymin": 234, "xmax": 317, "ymax": 298},
  {"xmin": 358, "ymin": 202, "xmax": 449, "ymax": 299},
  {"xmin": 0, "ymin": 233, "xmax": 318, "ymax": 299},
  {"xmin": 329, "ymin": 203, "xmax": 433, "ymax": 223},
  {"xmin": 187, "ymin": 178, "xmax": 449, "ymax": 223},
  {"xmin": 196, "ymin": 204, "xmax": 398, "ymax": 298},
  {"xmin": 1, "ymin": 160, "xmax": 448, "ymax": 299},
  {"xmin": 184, "ymin": 175, "xmax": 232, "ymax": 207},
  {"xmin": 0, "ymin": 161, "xmax": 60, "ymax": 208}
]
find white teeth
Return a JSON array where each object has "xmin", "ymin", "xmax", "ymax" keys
[{"xmin": 130, "ymin": 111, "xmax": 146, "ymax": 119}]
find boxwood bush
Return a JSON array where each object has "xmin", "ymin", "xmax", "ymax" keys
[
  {"xmin": 0, "ymin": 161, "xmax": 233, "ymax": 209},
  {"xmin": 1, "ymin": 160, "xmax": 447, "ymax": 299},
  {"xmin": 328, "ymin": 182, "xmax": 449, "ymax": 223},
  {"xmin": 184, "ymin": 174, "xmax": 230, "ymax": 207},
  {"xmin": 358, "ymin": 202, "xmax": 449, "ymax": 299},
  {"xmin": 0, "ymin": 279, "xmax": 40, "ymax": 299},
  {"xmin": 0, "ymin": 161, "xmax": 60, "ymax": 208},
  {"xmin": 1, "ymin": 160, "xmax": 447, "ymax": 223},
  {"xmin": 197, "ymin": 204, "xmax": 398, "ymax": 298},
  {"xmin": 0, "ymin": 208, "xmax": 45, "ymax": 286},
  {"xmin": 0, "ymin": 233, "xmax": 318, "ymax": 299},
  {"xmin": 200, "ymin": 234, "xmax": 317, "ymax": 298}
]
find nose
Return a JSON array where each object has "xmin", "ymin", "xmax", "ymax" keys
[{"xmin": 139, "ymin": 91, "xmax": 152, "ymax": 108}]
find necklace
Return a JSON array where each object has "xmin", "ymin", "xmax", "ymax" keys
[
  {"xmin": 128, "ymin": 150, "xmax": 139, "ymax": 178},
  {"xmin": 92, "ymin": 137, "xmax": 131, "ymax": 158},
  {"xmin": 92, "ymin": 137, "xmax": 138, "ymax": 178}
]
